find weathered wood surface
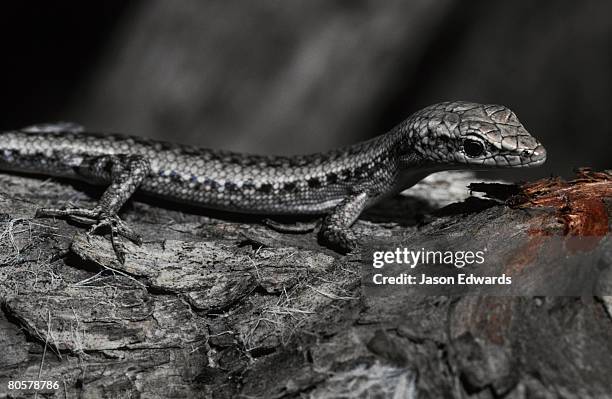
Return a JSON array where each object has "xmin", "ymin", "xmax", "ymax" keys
[{"xmin": 0, "ymin": 171, "xmax": 610, "ymax": 398}]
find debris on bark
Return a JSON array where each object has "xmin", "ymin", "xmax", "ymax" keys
[{"xmin": 0, "ymin": 170, "xmax": 610, "ymax": 398}]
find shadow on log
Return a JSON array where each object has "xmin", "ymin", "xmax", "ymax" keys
[{"xmin": 0, "ymin": 170, "xmax": 610, "ymax": 398}]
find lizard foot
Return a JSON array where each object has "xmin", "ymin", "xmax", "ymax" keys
[
  {"xmin": 318, "ymin": 225, "xmax": 358, "ymax": 254},
  {"xmin": 36, "ymin": 207, "xmax": 141, "ymax": 263}
]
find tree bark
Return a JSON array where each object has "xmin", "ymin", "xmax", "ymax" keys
[{"xmin": 0, "ymin": 170, "xmax": 610, "ymax": 398}]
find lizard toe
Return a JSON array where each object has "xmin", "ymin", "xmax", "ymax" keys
[{"xmin": 319, "ymin": 226, "xmax": 358, "ymax": 253}]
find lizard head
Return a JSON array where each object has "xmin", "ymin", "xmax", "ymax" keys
[{"xmin": 404, "ymin": 101, "xmax": 546, "ymax": 168}]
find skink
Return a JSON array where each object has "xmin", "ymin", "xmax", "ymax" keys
[{"xmin": 0, "ymin": 101, "xmax": 547, "ymax": 259}]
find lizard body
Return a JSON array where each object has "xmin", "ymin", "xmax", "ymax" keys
[{"xmin": 0, "ymin": 101, "xmax": 546, "ymax": 258}]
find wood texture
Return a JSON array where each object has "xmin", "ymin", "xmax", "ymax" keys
[{"xmin": 0, "ymin": 171, "xmax": 610, "ymax": 398}]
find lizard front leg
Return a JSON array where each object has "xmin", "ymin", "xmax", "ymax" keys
[
  {"xmin": 36, "ymin": 154, "xmax": 150, "ymax": 263},
  {"xmin": 319, "ymin": 192, "xmax": 368, "ymax": 253}
]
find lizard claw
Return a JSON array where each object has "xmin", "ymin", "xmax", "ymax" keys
[
  {"xmin": 87, "ymin": 216, "xmax": 142, "ymax": 245},
  {"xmin": 36, "ymin": 206, "xmax": 141, "ymax": 263},
  {"xmin": 86, "ymin": 216, "xmax": 138, "ymax": 264},
  {"xmin": 36, "ymin": 206, "xmax": 100, "ymax": 220}
]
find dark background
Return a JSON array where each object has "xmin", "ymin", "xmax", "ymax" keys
[{"xmin": 1, "ymin": 1, "xmax": 610, "ymax": 180}]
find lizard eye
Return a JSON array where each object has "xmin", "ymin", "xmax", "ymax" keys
[{"xmin": 463, "ymin": 138, "xmax": 485, "ymax": 158}]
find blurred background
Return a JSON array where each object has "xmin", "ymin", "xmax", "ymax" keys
[{"xmin": 0, "ymin": 1, "xmax": 610, "ymax": 180}]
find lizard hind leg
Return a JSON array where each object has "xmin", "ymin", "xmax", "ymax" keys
[
  {"xmin": 318, "ymin": 192, "xmax": 368, "ymax": 253},
  {"xmin": 35, "ymin": 154, "xmax": 151, "ymax": 263}
]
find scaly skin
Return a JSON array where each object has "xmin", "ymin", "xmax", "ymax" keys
[{"xmin": 0, "ymin": 101, "xmax": 546, "ymax": 258}]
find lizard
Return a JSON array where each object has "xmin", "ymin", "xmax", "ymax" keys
[{"xmin": 0, "ymin": 101, "xmax": 546, "ymax": 261}]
